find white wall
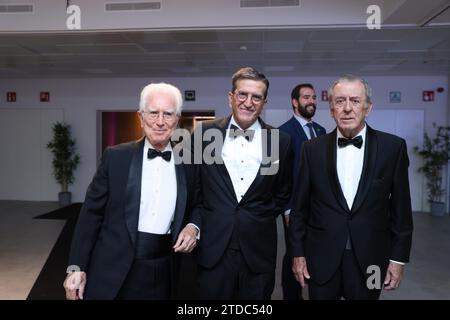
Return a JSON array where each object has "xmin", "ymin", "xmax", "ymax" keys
[
  {"xmin": 0, "ymin": 75, "xmax": 447, "ymax": 210},
  {"xmin": 0, "ymin": 109, "xmax": 63, "ymax": 200}
]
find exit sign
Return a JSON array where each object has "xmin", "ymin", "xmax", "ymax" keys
[{"xmin": 7, "ymin": 92, "xmax": 16, "ymax": 102}]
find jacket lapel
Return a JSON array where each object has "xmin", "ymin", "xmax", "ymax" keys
[
  {"xmin": 171, "ymin": 156, "xmax": 187, "ymax": 243},
  {"xmin": 240, "ymin": 118, "xmax": 271, "ymax": 203},
  {"xmin": 326, "ymin": 129, "xmax": 350, "ymax": 213},
  {"xmin": 211, "ymin": 116, "xmax": 238, "ymax": 200},
  {"xmin": 290, "ymin": 116, "xmax": 307, "ymax": 140},
  {"xmin": 313, "ymin": 122, "xmax": 325, "ymax": 136},
  {"xmin": 124, "ymin": 138, "xmax": 145, "ymax": 247},
  {"xmin": 351, "ymin": 125, "xmax": 377, "ymax": 214}
]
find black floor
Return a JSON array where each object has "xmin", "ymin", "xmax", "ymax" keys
[
  {"xmin": 27, "ymin": 203, "xmax": 199, "ymax": 300},
  {"xmin": 28, "ymin": 203, "xmax": 82, "ymax": 300}
]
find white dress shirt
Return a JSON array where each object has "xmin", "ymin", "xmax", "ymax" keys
[
  {"xmin": 336, "ymin": 125, "xmax": 404, "ymax": 265},
  {"xmin": 222, "ymin": 117, "xmax": 262, "ymax": 202},
  {"xmin": 138, "ymin": 138, "xmax": 177, "ymax": 234},
  {"xmin": 336, "ymin": 125, "xmax": 366, "ymax": 210}
]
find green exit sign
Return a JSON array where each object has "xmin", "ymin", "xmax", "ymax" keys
[{"xmin": 185, "ymin": 90, "xmax": 196, "ymax": 101}]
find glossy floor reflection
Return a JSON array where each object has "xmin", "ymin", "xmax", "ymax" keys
[{"xmin": 1, "ymin": 201, "xmax": 449, "ymax": 300}]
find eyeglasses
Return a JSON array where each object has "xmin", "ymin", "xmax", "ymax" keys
[
  {"xmin": 141, "ymin": 110, "xmax": 177, "ymax": 121},
  {"xmin": 234, "ymin": 91, "xmax": 265, "ymax": 104},
  {"xmin": 333, "ymin": 97, "xmax": 363, "ymax": 108}
]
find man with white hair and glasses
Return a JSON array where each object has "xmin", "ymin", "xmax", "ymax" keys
[{"xmin": 64, "ymin": 83, "xmax": 198, "ymax": 300}]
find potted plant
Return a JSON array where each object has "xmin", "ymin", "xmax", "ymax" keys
[
  {"xmin": 414, "ymin": 123, "xmax": 450, "ymax": 216},
  {"xmin": 47, "ymin": 122, "xmax": 80, "ymax": 206}
]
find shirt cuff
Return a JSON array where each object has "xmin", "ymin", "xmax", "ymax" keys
[
  {"xmin": 284, "ymin": 209, "xmax": 291, "ymax": 216},
  {"xmin": 389, "ymin": 259, "xmax": 405, "ymax": 265},
  {"xmin": 187, "ymin": 223, "xmax": 200, "ymax": 240}
]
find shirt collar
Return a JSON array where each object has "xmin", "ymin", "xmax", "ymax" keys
[
  {"xmin": 229, "ymin": 115, "xmax": 261, "ymax": 131},
  {"xmin": 144, "ymin": 137, "xmax": 172, "ymax": 152},
  {"xmin": 336, "ymin": 124, "xmax": 367, "ymax": 145},
  {"xmin": 294, "ymin": 114, "xmax": 313, "ymax": 128}
]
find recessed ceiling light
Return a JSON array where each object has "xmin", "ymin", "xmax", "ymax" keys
[{"xmin": 240, "ymin": 45, "xmax": 247, "ymax": 51}]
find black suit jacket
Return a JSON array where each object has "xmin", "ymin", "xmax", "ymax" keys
[
  {"xmin": 289, "ymin": 126, "xmax": 413, "ymax": 285},
  {"xmin": 69, "ymin": 138, "xmax": 195, "ymax": 299},
  {"xmin": 191, "ymin": 116, "xmax": 293, "ymax": 273},
  {"xmin": 279, "ymin": 116, "xmax": 326, "ymax": 210}
]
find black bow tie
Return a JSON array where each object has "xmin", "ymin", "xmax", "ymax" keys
[
  {"xmin": 229, "ymin": 124, "xmax": 255, "ymax": 142},
  {"xmin": 338, "ymin": 136, "xmax": 363, "ymax": 149},
  {"xmin": 147, "ymin": 148, "xmax": 171, "ymax": 161}
]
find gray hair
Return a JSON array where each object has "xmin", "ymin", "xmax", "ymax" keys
[
  {"xmin": 231, "ymin": 67, "xmax": 269, "ymax": 99},
  {"xmin": 138, "ymin": 82, "xmax": 183, "ymax": 115},
  {"xmin": 328, "ymin": 74, "xmax": 372, "ymax": 107}
]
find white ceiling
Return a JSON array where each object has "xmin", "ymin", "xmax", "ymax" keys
[{"xmin": 0, "ymin": 0, "xmax": 449, "ymax": 78}]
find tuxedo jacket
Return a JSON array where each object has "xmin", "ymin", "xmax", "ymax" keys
[
  {"xmin": 69, "ymin": 138, "xmax": 195, "ymax": 299},
  {"xmin": 288, "ymin": 126, "xmax": 413, "ymax": 285},
  {"xmin": 190, "ymin": 116, "xmax": 293, "ymax": 273},
  {"xmin": 279, "ymin": 116, "xmax": 326, "ymax": 210}
]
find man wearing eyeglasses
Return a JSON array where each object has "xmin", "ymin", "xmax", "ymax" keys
[
  {"xmin": 64, "ymin": 83, "xmax": 198, "ymax": 300},
  {"xmin": 289, "ymin": 75, "xmax": 413, "ymax": 300},
  {"xmin": 278, "ymin": 83, "xmax": 326, "ymax": 300},
  {"xmin": 190, "ymin": 67, "xmax": 293, "ymax": 299}
]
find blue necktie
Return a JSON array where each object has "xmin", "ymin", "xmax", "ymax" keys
[{"xmin": 306, "ymin": 122, "xmax": 316, "ymax": 140}]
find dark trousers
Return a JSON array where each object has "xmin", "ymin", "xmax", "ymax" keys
[
  {"xmin": 281, "ymin": 220, "xmax": 302, "ymax": 300},
  {"xmin": 308, "ymin": 249, "xmax": 381, "ymax": 300},
  {"xmin": 197, "ymin": 248, "xmax": 275, "ymax": 300},
  {"xmin": 116, "ymin": 232, "xmax": 172, "ymax": 300},
  {"xmin": 282, "ymin": 253, "xmax": 303, "ymax": 300}
]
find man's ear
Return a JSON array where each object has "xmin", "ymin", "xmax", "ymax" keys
[
  {"xmin": 138, "ymin": 111, "xmax": 144, "ymax": 128},
  {"xmin": 365, "ymin": 103, "xmax": 373, "ymax": 116},
  {"xmin": 228, "ymin": 92, "xmax": 233, "ymax": 109}
]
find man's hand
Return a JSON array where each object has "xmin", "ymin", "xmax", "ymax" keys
[
  {"xmin": 383, "ymin": 262, "xmax": 404, "ymax": 290},
  {"xmin": 173, "ymin": 224, "xmax": 198, "ymax": 253},
  {"xmin": 283, "ymin": 214, "xmax": 290, "ymax": 227},
  {"xmin": 292, "ymin": 256, "xmax": 310, "ymax": 288},
  {"xmin": 63, "ymin": 271, "xmax": 87, "ymax": 300}
]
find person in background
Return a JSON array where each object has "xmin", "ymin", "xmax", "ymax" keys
[{"xmin": 279, "ymin": 83, "xmax": 326, "ymax": 300}]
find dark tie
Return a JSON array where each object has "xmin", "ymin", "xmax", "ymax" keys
[
  {"xmin": 338, "ymin": 136, "xmax": 363, "ymax": 149},
  {"xmin": 147, "ymin": 148, "xmax": 172, "ymax": 161},
  {"xmin": 229, "ymin": 124, "xmax": 255, "ymax": 142},
  {"xmin": 306, "ymin": 122, "xmax": 316, "ymax": 139}
]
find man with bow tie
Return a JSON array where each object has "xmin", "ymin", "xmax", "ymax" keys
[
  {"xmin": 289, "ymin": 75, "xmax": 413, "ymax": 300},
  {"xmin": 63, "ymin": 83, "xmax": 198, "ymax": 300},
  {"xmin": 190, "ymin": 67, "xmax": 293, "ymax": 299}
]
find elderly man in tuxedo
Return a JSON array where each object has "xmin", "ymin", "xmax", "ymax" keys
[
  {"xmin": 191, "ymin": 67, "xmax": 293, "ymax": 300},
  {"xmin": 63, "ymin": 83, "xmax": 198, "ymax": 300},
  {"xmin": 289, "ymin": 74, "xmax": 413, "ymax": 300}
]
